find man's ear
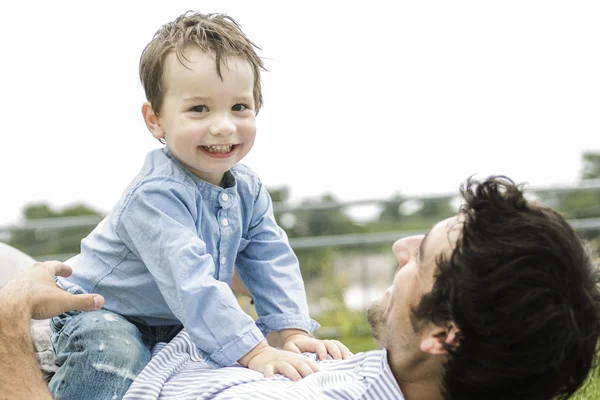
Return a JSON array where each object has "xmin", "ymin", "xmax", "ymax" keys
[
  {"xmin": 142, "ymin": 102, "xmax": 164, "ymax": 140},
  {"xmin": 419, "ymin": 322, "xmax": 461, "ymax": 356}
]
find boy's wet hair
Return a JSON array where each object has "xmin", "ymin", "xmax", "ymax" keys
[{"xmin": 139, "ymin": 11, "xmax": 265, "ymax": 115}]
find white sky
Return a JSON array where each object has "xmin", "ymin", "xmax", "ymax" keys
[{"xmin": 1, "ymin": 1, "xmax": 598, "ymax": 226}]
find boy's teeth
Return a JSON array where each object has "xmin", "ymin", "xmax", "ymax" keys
[{"xmin": 205, "ymin": 145, "xmax": 233, "ymax": 152}]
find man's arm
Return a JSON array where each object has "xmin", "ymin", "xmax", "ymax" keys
[
  {"xmin": 0, "ymin": 289, "xmax": 49, "ymax": 400},
  {"xmin": 0, "ymin": 261, "xmax": 104, "ymax": 399}
]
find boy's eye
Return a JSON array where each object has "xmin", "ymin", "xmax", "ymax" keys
[
  {"xmin": 191, "ymin": 105, "xmax": 209, "ymax": 113},
  {"xmin": 232, "ymin": 103, "xmax": 250, "ymax": 112}
]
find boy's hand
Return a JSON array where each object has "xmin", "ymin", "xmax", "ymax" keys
[
  {"xmin": 238, "ymin": 340, "xmax": 319, "ymax": 381},
  {"xmin": 280, "ymin": 330, "xmax": 352, "ymax": 361}
]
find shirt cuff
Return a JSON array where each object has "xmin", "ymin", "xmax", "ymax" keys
[
  {"xmin": 201, "ymin": 325, "xmax": 265, "ymax": 368},
  {"xmin": 255, "ymin": 314, "xmax": 320, "ymax": 337}
]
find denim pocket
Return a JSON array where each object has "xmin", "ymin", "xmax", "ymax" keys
[{"xmin": 49, "ymin": 310, "xmax": 82, "ymax": 348}]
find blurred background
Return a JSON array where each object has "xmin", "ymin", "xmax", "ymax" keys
[{"xmin": 1, "ymin": 1, "xmax": 599, "ymax": 355}]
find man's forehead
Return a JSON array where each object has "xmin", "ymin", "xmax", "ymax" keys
[{"xmin": 421, "ymin": 216, "xmax": 462, "ymax": 266}]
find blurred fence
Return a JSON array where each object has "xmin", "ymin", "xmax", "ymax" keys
[{"xmin": 1, "ymin": 180, "xmax": 600, "ymax": 261}]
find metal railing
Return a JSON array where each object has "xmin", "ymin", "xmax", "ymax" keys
[{"xmin": 1, "ymin": 180, "xmax": 599, "ymax": 261}]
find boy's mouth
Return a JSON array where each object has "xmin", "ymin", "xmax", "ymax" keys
[
  {"xmin": 201, "ymin": 144, "xmax": 238, "ymax": 153},
  {"xmin": 199, "ymin": 144, "xmax": 239, "ymax": 157}
]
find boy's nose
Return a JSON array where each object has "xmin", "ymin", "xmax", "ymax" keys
[{"xmin": 209, "ymin": 115, "xmax": 235, "ymax": 136}]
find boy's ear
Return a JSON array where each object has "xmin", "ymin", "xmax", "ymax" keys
[
  {"xmin": 142, "ymin": 102, "xmax": 164, "ymax": 140},
  {"xmin": 419, "ymin": 322, "xmax": 461, "ymax": 356}
]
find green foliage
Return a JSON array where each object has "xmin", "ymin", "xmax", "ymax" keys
[
  {"xmin": 295, "ymin": 247, "xmax": 335, "ymax": 282},
  {"xmin": 316, "ymin": 307, "xmax": 369, "ymax": 333},
  {"xmin": 335, "ymin": 333, "xmax": 377, "ymax": 354},
  {"xmin": 559, "ymin": 190, "xmax": 600, "ymax": 219},
  {"xmin": 313, "ymin": 307, "xmax": 377, "ymax": 353},
  {"xmin": 417, "ymin": 197, "xmax": 455, "ymax": 219},
  {"xmin": 288, "ymin": 194, "xmax": 364, "ymax": 238},
  {"xmin": 378, "ymin": 194, "xmax": 404, "ymax": 222},
  {"xmin": 23, "ymin": 203, "xmax": 57, "ymax": 220},
  {"xmin": 581, "ymin": 152, "xmax": 600, "ymax": 181},
  {"xmin": 7, "ymin": 203, "xmax": 101, "ymax": 258},
  {"xmin": 267, "ymin": 186, "xmax": 290, "ymax": 204},
  {"xmin": 377, "ymin": 196, "xmax": 455, "ymax": 227},
  {"xmin": 269, "ymin": 188, "xmax": 364, "ymax": 285}
]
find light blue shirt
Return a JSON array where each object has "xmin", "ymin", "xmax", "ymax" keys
[
  {"xmin": 124, "ymin": 330, "xmax": 404, "ymax": 400},
  {"xmin": 58, "ymin": 147, "xmax": 319, "ymax": 367}
]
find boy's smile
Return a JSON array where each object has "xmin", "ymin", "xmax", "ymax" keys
[
  {"xmin": 200, "ymin": 144, "xmax": 240, "ymax": 158},
  {"xmin": 142, "ymin": 46, "xmax": 257, "ymax": 186}
]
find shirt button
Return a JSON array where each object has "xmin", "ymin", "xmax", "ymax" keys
[
  {"xmin": 220, "ymin": 256, "xmax": 226, "ymax": 265},
  {"xmin": 220, "ymin": 193, "xmax": 229, "ymax": 202},
  {"xmin": 221, "ymin": 218, "xmax": 229, "ymax": 227}
]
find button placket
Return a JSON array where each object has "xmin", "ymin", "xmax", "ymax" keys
[{"xmin": 216, "ymin": 191, "xmax": 232, "ymax": 280}]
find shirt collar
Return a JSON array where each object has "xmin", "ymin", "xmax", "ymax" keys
[{"xmin": 162, "ymin": 147, "xmax": 237, "ymax": 198}]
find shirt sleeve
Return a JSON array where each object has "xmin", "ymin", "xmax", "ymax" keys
[
  {"xmin": 116, "ymin": 179, "xmax": 264, "ymax": 368},
  {"xmin": 235, "ymin": 182, "xmax": 320, "ymax": 337}
]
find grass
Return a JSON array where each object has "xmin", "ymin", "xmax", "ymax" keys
[{"xmin": 569, "ymin": 364, "xmax": 599, "ymax": 400}]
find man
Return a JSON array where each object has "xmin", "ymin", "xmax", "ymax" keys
[
  {"xmin": 1, "ymin": 176, "xmax": 599, "ymax": 399},
  {"xmin": 0, "ymin": 261, "xmax": 104, "ymax": 399}
]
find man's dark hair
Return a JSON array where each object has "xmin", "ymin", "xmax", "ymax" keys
[{"xmin": 412, "ymin": 176, "xmax": 600, "ymax": 400}]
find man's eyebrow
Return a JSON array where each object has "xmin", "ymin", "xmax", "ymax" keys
[{"xmin": 419, "ymin": 229, "xmax": 431, "ymax": 264}]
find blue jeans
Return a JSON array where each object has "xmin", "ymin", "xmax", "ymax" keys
[{"xmin": 49, "ymin": 309, "xmax": 182, "ymax": 400}]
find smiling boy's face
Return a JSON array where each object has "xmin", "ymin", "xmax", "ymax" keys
[{"xmin": 143, "ymin": 46, "xmax": 257, "ymax": 186}]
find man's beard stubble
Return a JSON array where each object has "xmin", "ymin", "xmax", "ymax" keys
[
  {"xmin": 366, "ymin": 300, "xmax": 385, "ymax": 341},
  {"xmin": 367, "ymin": 298, "xmax": 419, "ymax": 351}
]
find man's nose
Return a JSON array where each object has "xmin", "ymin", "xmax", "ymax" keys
[
  {"xmin": 392, "ymin": 235, "xmax": 425, "ymax": 266},
  {"xmin": 209, "ymin": 114, "xmax": 235, "ymax": 136}
]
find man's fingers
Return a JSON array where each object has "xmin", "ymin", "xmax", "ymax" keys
[
  {"xmin": 53, "ymin": 263, "xmax": 73, "ymax": 278},
  {"xmin": 39, "ymin": 261, "xmax": 73, "ymax": 278},
  {"xmin": 62, "ymin": 292, "xmax": 104, "ymax": 312}
]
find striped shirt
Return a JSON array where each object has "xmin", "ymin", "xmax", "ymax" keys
[{"xmin": 124, "ymin": 330, "xmax": 404, "ymax": 400}]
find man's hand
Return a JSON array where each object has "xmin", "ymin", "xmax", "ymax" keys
[
  {"xmin": 0, "ymin": 261, "xmax": 104, "ymax": 400},
  {"xmin": 238, "ymin": 339, "xmax": 320, "ymax": 381},
  {"xmin": 0, "ymin": 260, "xmax": 104, "ymax": 320},
  {"xmin": 281, "ymin": 330, "xmax": 352, "ymax": 361}
]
